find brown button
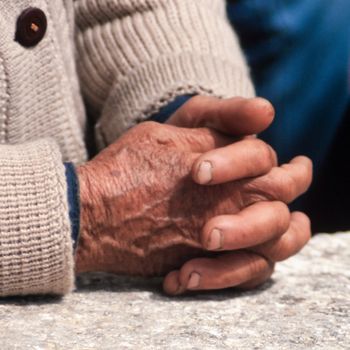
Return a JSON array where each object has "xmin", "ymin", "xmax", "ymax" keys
[{"xmin": 15, "ymin": 7, "xmax": 47, "ymax": 48}]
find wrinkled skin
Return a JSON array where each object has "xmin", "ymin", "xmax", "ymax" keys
[{"xmin": 75, "ymin": 120, "xmax": 312, "ymax": 283}]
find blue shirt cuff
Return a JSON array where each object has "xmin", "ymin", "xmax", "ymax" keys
[
  {"xmin": 64, "ymin": 162, "xmax": 80, "ymax": 251},
  {"xmin": 149, "ymin": 95, "xmax": 194, "ymax": 123}
]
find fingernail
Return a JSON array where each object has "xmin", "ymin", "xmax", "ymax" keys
[
  {"xmin": 197, "ymin": 161, "xmax": 213, "ymax": 184},
  {"xmin": 187, "ymin": 272, "xmax": 201, "ymax": 289},
  {"xmin": 207, "ymin": 229, "xmax": 223, "ymax": 250}
]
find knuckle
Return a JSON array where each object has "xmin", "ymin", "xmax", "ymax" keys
[
  {"xmin": 241, "ymin": 180, "xmax": 271, "ymax": 206},
  {"xmin": 295, "ymin": 211, "xmax": 311, "ymax": 228},
  {"xmin": 182, "ymin": 96, "xmax": 203, "ymax": 122},
  {"xmin": 269, "ymin": 213, "xmax": 311, "ymax": 262},
  {"xmin": 245, "ymin": 168, "xmax": 295, "ymax": 204},
  {"xmin": 270, "ymin": 202, "xmax": 291, "ymax": 234},
  {"xmin": 262, "ymin": 239, "xmax": 289, "ymax": 262},
  {"xmin": 276, "ymin": 234, "xmax": 297, "ymax": 261},
  {"xmin": 293, "ymin": 212, "xmax": 312, "ymax": 244},
  {"xmin": 256, "ymin": 234, "xmax": 295, "ymax": 262},
  {"xmin": 240, "ymin": 165, "xmax": 298, "ymax": 206},
  {"xmin": 271, "ymin": 244, "xmax": 289, "ymax": 262},
  {"xmin": 246, "ymin": 253, "xmax": 268, "ymax": 278},
  {"xmin": 267, "ymin": 145, "xmax": 278, "ymax": 166},
  {"xmin": 276, "ymin": 171, "xmax": 296, "ymax": 203},
  {"xmin": 252, "ymin": 139, "xmax": 275, "ymax": 170},
  {"xmin": 139, "ymin": 121, "xmax": 178, "ymax": 146},
  {"xmin": 138, "ymin": 121, "xmax": 159, "ymax": 135}
]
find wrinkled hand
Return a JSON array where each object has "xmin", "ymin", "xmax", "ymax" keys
[{"xmin": 75, "ymin": 99, "xmax": 312, "ymax": 294}]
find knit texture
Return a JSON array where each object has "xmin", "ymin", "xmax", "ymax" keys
[
  {"xmin": 0, "ymin": 1, "xmax": 86, "ymax": 161},
  {"xmin": 0, "ymin": 1, "xmax": 87, "ymax": 297},
  {"xmin": 0, "ymin": 0, "xmax": 254, "ymax": 296},
  {"xmin": 0, "ymin": 139, "xmax": 74, "ymax": 296},
  {"xmin": 74, "ymin": 0, "xmax": 255, "ymax": 147}
]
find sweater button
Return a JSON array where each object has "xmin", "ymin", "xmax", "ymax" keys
[{"xmin": 15, "ymin": 7, "xmax": 47, "ymax": 47}]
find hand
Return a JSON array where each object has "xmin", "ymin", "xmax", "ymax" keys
[
  {"xmin": 75, "ymin": 119, "xmax": 312, "ymax": 294},
  {"xmin": 162, "ymin": 96, "xmax": 312, "ymax": 294}
]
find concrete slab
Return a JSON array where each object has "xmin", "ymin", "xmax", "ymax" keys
[{"xmin": 1, "ymin": 233, "xmax": 349, "ymax": 350}]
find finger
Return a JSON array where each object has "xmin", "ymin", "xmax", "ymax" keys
[
  {"xmin": 192, "ymin": 138, "xmax": 277, "ymax": 185},
  {"xmin": 164, "ymin": 251, "xmax": 273, "ymax": 293},
  {"xmin": 251, "ymin": 211, "xmax": 311, "ymax": 262},
  {"xmin": 242, "ymin": 156, "xmax": 313, "ymax": 205},
  {"xmin": 237, "ymin": 263, "xmax": 275, "ymax": 290},
  {"xmin": 202, "ymin": 201, "xmax": 290, "ymax": 251},
  {"xmin": 279, "ymin": 157, "xmax": 314, "ymax": 201},
  {"xmin": 166, "ymin": 96, "xmax": 275, "ymax": 135},
  {"xmin": 163, "ymin": 270, "xmax": 184, "ymax": 296}
]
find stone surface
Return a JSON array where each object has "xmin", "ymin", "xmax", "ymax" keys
[{"xmin": 1, "ymin": 233, "xmax": 350, "ymax": 350}]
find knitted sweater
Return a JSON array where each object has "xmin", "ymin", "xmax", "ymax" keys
[{"xmin": 0, "ymin": 0, "xmax": 254, "ymax": 297}]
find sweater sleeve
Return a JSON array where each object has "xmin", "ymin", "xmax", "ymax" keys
[
  {"xmin": 0, "ymin": 139, "xmax": 74, "ymax": 297},
  {"xmin": 73, "ymin": 0, "xmax": 255, "ymax": 148}
]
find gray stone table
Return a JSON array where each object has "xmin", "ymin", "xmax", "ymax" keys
[{"xmin": 1, "ymin": 233, "xmax": 350, "ymax": 350}]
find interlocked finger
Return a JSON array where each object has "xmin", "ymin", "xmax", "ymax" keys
[
  {"xmin": 250, "ymin": 211, "xmax": 311, "ymax": 262},
  {"xmin": 192, "ymin": 138, "xmax": 278, "ymax": 185},
  {"xmin": 242, "ymin": 156, "xmax": 313, "ymax": 205},
  {"xmin": 163, "ymin": 251, "xmax": 273, "ymax": 295},
  {"xmin": 167, "ymin": 96, "xmax": 275, "ymax": 136},
  {"xmin": 237, "ymin": 263, "xmax": 275, "ymax": 290},
  {"xmin": 202, "ymin": 201, "xmax": 290, "ymax": 251}
]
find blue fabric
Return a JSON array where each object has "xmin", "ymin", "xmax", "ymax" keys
[
  {"xmin": 64, "ymin": 163, "xmax": 80, "ymax": 250},
  {"xmin": 227, "ymin": 0, "xmax": 350, "ymax": 172},
  {"xmin": 150, "ymin": 95, "xmax": 194, "ymax": 123}
]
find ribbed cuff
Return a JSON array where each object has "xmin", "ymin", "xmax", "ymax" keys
[
  {"xmin": 0, "ymin": 139, "xmax": 74, "ymax": 296},
  {"xmin": 96, "ymin": 52, "xmax": 255, "ymax": 146}
]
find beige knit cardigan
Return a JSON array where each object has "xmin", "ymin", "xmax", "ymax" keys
[{"xmin": 0, "ymin": 0, "xmax": 254, "ymax": 297}]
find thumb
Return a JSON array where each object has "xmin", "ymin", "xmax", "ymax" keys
[{"xmin": 166, "ymin": 96, "xmax": 275, "ymax": 136}]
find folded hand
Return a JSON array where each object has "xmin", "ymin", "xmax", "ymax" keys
[{"xmin": 75, "ymin": 96, "xmax": 312, "ymax": 295}]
